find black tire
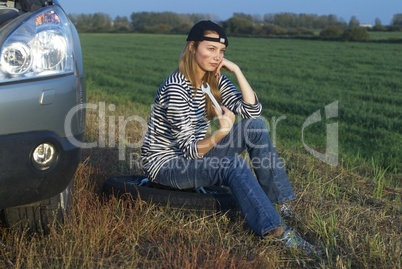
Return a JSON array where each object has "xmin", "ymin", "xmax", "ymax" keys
[
  {"xmin": 1, "ymin": 181, "xmax": 73, "ymax": 234},
  {"xmin": 103, "ymin": 175, "xmax": 239, "ymax": 213}
]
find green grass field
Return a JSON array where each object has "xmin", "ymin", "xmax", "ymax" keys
[
  {"xmin": 81, "ymin": 33, "xmax": 402, "ymax": 175},
  {"xmin": 369, "ymin": 31, "xmax": 402, "ymax": 40}
]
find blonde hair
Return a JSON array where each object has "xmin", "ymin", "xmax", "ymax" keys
[{"xmin": 178, "ymin": 32, "xmax": 222, "ymax": 120}]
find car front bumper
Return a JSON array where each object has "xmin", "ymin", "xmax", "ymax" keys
[{"xmin": 0, "ymin": 131, "xmax": 82, "ymax": 208}]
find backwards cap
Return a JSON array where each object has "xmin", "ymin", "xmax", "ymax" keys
[{"xmin": 186, "ymin": 20, "xmax": 228, "ymax": 47}]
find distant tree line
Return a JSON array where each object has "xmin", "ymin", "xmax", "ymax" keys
[{"xmin": 68, "ymin": 12, "xmax": 402, "ymax": 41}]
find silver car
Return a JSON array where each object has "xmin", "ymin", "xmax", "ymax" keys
[{"xmin": 0, "ymin": 0, "xmax": 85, "ymax": 232}]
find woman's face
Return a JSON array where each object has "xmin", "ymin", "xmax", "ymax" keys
[{"xmin": 192, "ymin": 33, "xmax": 226, "ymax": 75}]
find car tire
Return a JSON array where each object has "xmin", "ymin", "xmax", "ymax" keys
[
  {"xmin": 103, "ymin": 175, "xmax": 239, "ymax": 213},
  {"xmin": 1, "ymin": 181, "xmax": 73, "ymax": 234}
]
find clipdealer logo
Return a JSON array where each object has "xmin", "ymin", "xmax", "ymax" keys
[
  {"xmin": 64, "ymin": 102, "xmax": 147, "ymax": 160},
  {"xmin": 64, "ymin": 101, "xmax": 339, "ymax": 166},
  {"xmin": 302, "ymin": 101, "xmax": 339, "ymax": 166}
]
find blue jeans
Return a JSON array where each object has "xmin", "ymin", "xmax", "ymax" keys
[{"xmin": 154, "ymin": 118, "xmax": 295, "ymax": 236}]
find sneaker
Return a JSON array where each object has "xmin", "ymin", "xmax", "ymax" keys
[
  {"xmin": 279, "ymin": 204, "xmax": 301, "ymax": 221},
  {"xmin": 280, "ymin": 203, "xmax": 294, "ymax": 218},
  {"xmin": 280, "ymin": 227, "xmax": 324, "ymax": 257}
]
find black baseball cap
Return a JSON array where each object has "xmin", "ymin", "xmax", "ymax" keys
[{"xmin": 186, "ymin": 20, "xmax": 229, "ymax": 47}]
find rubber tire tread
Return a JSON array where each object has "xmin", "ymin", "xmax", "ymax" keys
[
  {"xmin": 103, "ymin": 175, "xmax": 239, "ymax": 212},
  {"xmin": 1, "ymin": 181, "xmax": 73, "ymax": 234}
]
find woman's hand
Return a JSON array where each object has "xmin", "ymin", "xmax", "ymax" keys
[
  {"xmin": 216, "ymin": 58, "xmax": 257, "ymax": 105},
  {"xmin": 215, "ymin": 105, "xmax": 235, "ymax": 135},
  {"xmin": 215, "ymin": 58, "xmax": 240, "ymax": 77},
  {"xmin": 197, "ymin": 105, "xmax": 235, "ymax": 157}
]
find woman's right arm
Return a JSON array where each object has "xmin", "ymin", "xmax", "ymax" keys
[{"xmin": 196, "ymin": 106, "xmax": 235, "ymax": 157}]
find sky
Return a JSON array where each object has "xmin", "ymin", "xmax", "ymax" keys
[{"xmin": 59, "ymin": 0, "xmax": 400, "ymax": 25}]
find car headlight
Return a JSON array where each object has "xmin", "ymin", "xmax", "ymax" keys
[{"xmin": 0, "ymin": 6, "xmax": 74, "ymax": 82}]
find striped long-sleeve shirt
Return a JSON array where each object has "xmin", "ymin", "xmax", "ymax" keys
[{"xmin": 141, "ymin": 71, "xmax": 262, "ymax": 180}]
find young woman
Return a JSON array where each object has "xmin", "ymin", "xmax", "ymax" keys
[{"xmin": 141, "ymin": 20, "xmax": 322, "ymax": 256}]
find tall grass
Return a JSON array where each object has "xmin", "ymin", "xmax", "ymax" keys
[
  {"xmin": 1, "ymin": 146, "xmax": 400, "ymax": 268},
  {"xmin": 1, "ymin": 34, "xmax": 401, "ymax": 268}
]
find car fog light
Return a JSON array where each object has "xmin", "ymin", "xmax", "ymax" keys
[{"xmin": 32, "ymin": 143, "xmax": 57, "ymax": 171}]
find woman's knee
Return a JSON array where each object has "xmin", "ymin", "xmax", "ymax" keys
[
  {"xmin": 242, "ymin": 118, "xmax": 270, "ymax": 142},
  {"xmin": 222, "ymin": 156, "xmax": 252, "ymax": 181},
  {"xmin": 252, "ymin": 118, "xmax": 269, "ymax": 132}
]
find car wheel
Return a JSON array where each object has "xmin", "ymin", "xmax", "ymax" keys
[
  {"xmin": 103, "ymin": 175, "xmax": 239, "ymax": 213},
  {"xmin": 1, "ymin": 181, "xmax": 73, "ymax": 234}
]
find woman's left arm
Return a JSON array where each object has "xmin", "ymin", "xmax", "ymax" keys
[{"xmin": 217, "ymin": 58, "xmax": 257, "ymax": 105}]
